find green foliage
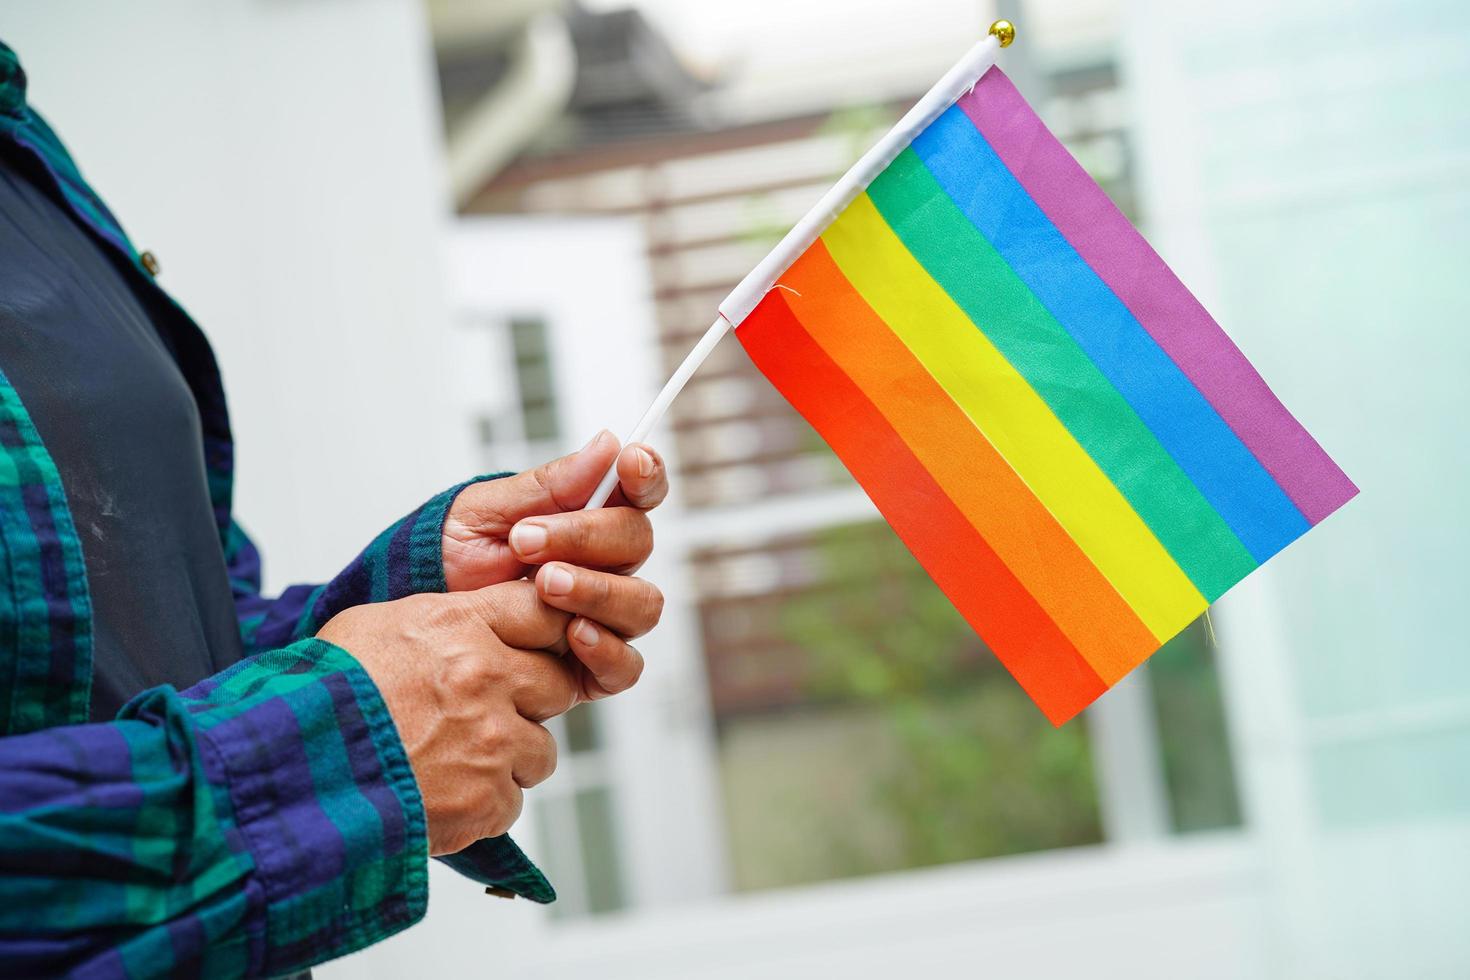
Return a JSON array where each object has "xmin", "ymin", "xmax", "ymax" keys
[
  {"xmin": 864, "ymin": 686, "xmax": 1100, "ymax": 870},
  {"xmin": 778, "ymin": 523, "xmax": 1103, "ymax": 874}
]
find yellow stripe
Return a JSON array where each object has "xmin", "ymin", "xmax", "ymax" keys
[{"xmin": 824, "ymin": 194, "xmax": 1205, "ymax": 643}]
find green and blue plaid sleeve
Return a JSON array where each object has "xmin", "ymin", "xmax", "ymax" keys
[
  {"xmin": 0, "ymin": 637, "xmax": 427, "ymax": 978},
  {"xmin": 227, "ymin": 476, "xmax": 507, "ymax": 655},
  {"xmin": 225, "ymin": 478, "xmax": 557, "ymax": 907}
]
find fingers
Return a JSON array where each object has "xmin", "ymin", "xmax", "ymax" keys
[
  {"xmin": 477, "ymin": 783, "xmax": 524, "ymax": 843},
  {"xmin": 447, "ymin": 610, "xmax": 579, "ymax": 720},
  {"xmin": 464, "ymin": 580, "xmax": 571, "ymax": 652},
  {"xmin": 503, "ymin": 650, "xmax": 580, "ymax": 723},
  {"xmin": 443, "ymin": 434, "xmax": 669, "ymax": 593},
  {"xmin": 534, "ymin": 563, "xmax": 663, "ymax": 638},
  {"xmin": 451, "ymin": 431, "xmax": 621, "ymax": 536},
  {"xmin": 509, "ymin": 507, "xmax": 653, "ymax": 573},
  {"xmin": 606, "ymin": 443, "xmax": 668, "ymax": 511},
  {"xmin": 449, "ymin": 579, "xmax": 652, "ymax": 719},
  {"xmin": 566, "ymin": 617, "xmax": 645, "ymax": 701},
  {"xmin": 448, "ymin": 435, "xmax": 666, "ymax": 536},
  {"xmin": 510, "ymin": 718, "xmax": 558, "ymax": 789}
]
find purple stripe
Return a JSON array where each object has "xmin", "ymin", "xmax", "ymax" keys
[
  {"xmin": 0, "ymin": 723, "xmax": 138, "ymax": 813},
  {"xmin": 385, "ymin": 510, "xmax": 415, "ymax": 598},
  {"xmin": 166, "ymin": 913, "xmax": 208, "ymax": 978},
  {"xmin": 206, "ymin": 700, "xmax": 344, "ymax": 895},
  {"xmin": 21, "ymin": 482, "xmax": 81, "ymax": 691},
  {"xmin": 958, "ymin": 67, "xmax": 1357, "ymax": 525}
]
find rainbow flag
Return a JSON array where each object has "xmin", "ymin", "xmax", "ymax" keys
[{"xmin": 733, "ymin": 67, "xmax": 1357, "ymax": 723}]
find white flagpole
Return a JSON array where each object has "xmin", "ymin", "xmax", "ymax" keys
[
  {"xmin": 584, "ymin": 23, "xmax": 1013, "ymax": 510},
  {"xmin": 583, "ymin": 313, "xmax": 731, "ymax": 509}
]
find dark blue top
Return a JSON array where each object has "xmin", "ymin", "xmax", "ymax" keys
[{"xmin": 0, "ymin": 146, "xmax": 242, "ymax": 720}]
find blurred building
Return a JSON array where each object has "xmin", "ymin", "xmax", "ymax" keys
[
  {"xmin": 393, "ymin": 2, "xmax": 1255, "ymax": 975},
  {"xmin": 8, "ymin": 0, "xmax": 1468, "ymax": 977},
  {"xmin": 407, "ymin": 3, "xmax": 1470, "ymax": 977}
]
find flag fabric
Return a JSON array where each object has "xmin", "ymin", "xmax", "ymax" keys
[{"xmin": 734, "ymin": 66, "xmax": 1357, "ymax": 724}]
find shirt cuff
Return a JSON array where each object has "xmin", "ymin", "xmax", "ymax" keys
[
  {"xmin": 400, "ymin": 471, "xmax": 514, "ymax": 595},
  {"xmin": 181, "ymin": 639, "xmax": 429, "ymax": 976},
  {"xmin": 437, "ymin": 837, "xmax": 555, "ymax": 904}
]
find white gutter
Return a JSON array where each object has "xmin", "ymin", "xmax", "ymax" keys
[{"xmin": 446, "ymin": 12, "xmax": 577, "ymax": 208}]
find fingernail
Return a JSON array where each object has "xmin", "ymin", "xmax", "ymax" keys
[
  {"xmin": 510, "ymin": 522, "xmax": 548, "ymax": 557},
  {"xmin": 542, "ymin": 564, "xmax": 574, "ymax": 596},
  {"xmin": 633, "ymin": 446, "xmax": 655, "ymax": 479},
  {"xmin": 582, "ymin": 429, "xmax": 613, "ymax": 453},
  {"xmin": 573, "ymin": 618, "xmax": 599, "ymax": 647}
]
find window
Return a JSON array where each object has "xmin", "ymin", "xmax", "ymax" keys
[
  {"xmin": 509, "ymin": 315, "xmax": 561, "ymax": 444},
  {"xmin": 534, "ymin": 705, "xmax": 629, "ymax": 917},
  {"xmin": 698, "ymin": 521, "xmax": 1106, "ymax": 890},
  {"xmin": 458, "ymin": 312, "xmax": 563, "ymax": 474},
  {"xmin": 1149, "ymin": 617, "xmax": 1243, "ymax": 833}
]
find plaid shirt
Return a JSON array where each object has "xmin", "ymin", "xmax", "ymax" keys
[{"xmin": 0, "ymin": 42, "xmax": 551, "ymax": 978}]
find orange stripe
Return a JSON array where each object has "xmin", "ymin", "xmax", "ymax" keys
[
  {"xmin": 779, "ymin": 241, "xmax": 1159, "ymax": 681},
  {"xmin": 737, "ymin": 289, "xmax": 1107, "ymax": 723}
]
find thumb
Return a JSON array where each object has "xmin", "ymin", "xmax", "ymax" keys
[{"xmin": 452, "ymin": 430, "xmax": 620, "ymax": 535}]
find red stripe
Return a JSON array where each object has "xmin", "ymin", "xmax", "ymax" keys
[
  {"xmin": 783, "ymin": 240, "xmax": 1161, "ymax": 682},
  {"xmin": 738, "ymin": 290, "xmax": 1108, "ymax": 724}
]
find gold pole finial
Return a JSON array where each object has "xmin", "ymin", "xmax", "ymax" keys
[{"xmin": 989, "ymin": 19, "xmax": 1016, "ymax": 47}]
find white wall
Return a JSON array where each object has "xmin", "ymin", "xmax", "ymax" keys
[
  {"xmin": 1125, "ymin": 1, "xmax": 1470, "ymax": 975},
  {"xmin": 3, "ymin": 0, "xmax": 464, "ymax": 589}
]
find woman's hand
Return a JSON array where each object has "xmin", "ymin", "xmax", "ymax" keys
[
  {"xmin": 441, "ymin": 432, "xmax": 668, "ymax": 684},
  {"xmin": 319, "ymin": 578, "xmax": 649, "ymax": 854},
  {"xmin": 440, "ymin": 430, "xmax": 669, "ymax": 593}
]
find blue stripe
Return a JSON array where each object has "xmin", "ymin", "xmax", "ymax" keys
[{"xmin": 912, "ymin": 106, "xmax": 1309, "ymax": 562}]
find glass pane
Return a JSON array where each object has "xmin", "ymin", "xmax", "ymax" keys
[
  {"xmin": 510, "ymin": 316, "xmax": 551, "ymax": 359},
  {"xmin": 521, "ymin": 401, "xmax": 559, "ymax": 442},
  {"xmin": 701, "ymin": 521, "xmax": 1105, "ymax": 892},
  {"xmin": 564, "ymin": 703, "xmax": 601, "ymax": 755},
  {"xmin": 474, "ymin": 413, "xmax": 495, "ymax": 447},
  {"xmin": 574, "ymin": 787, "xmax": 625, "ymax": 915},
  {"xmin": 508, "ymin": 316, "xmax": 560, "ymax": 441},
  {"xmin": 1149, "ymin": 615, "xmax": 1243, "ymax": 833},
  {"xmin": 532, "ymin": 794, "xmax": 584, "ymax": 920}
]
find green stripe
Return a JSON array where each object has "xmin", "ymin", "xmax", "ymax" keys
[
  {"xmin": 868, "ymin": 149, "xmax": 1256, "ymax": 600},
  {"xmin": 0, "ymin": 374, "xmax": 93, "ymax": 731},
  {"xmin": 285, "ymin": 683, "xmax": 394, "ymax": 899}
]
